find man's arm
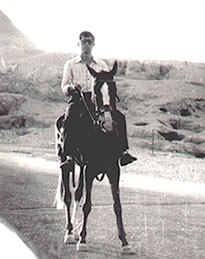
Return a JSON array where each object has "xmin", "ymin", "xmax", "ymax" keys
[{"xmin": 61, "ymin": 61, "xmax": 75, "ymax": 96}]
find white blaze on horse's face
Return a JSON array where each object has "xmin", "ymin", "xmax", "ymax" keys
[
  {"xmin": 101, "ymin": 82, "xmax": 110, "ymax": 107},
  {"xmin": 100, "ymin": 82, "xmax": 113, "ymax": 132},
  {"xmin": 103, "ymin": 110, "xmax": 113, "ymax": 132},
  {"xmin": 87, "ymin": 61, "xmax": 118, "ymax": 132}
]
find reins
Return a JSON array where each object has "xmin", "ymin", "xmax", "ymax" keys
[
  {"xmin": 77, "ymin": 89, "xmax": 107, "ymax": 182},
  {"xmin": 77, "ymin": 88, "xmax": 96, "ymax": 125}
]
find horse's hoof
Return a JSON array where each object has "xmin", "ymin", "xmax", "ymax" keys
[
  {"xmin": 121, "ymin": 245, "xmax": 135, "ymax": 254},
  {"xmin": 76, "ymin": 242, "xmax": 88, "ymax": 251},
  {"xmin": 74, "ymin": 232, "xmax": 79, "ymax": 241},
  {"xmin": 64, "ymin": 233, "xmax": 76, "ymax": 244}
]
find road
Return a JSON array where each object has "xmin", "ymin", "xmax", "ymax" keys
[{"xmin": 1, "ymin": 152, "xmax": 205, "ymax": 258}]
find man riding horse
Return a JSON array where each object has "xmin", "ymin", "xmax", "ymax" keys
[{"xmin": 57, "ymin": 31, "xmax": 137, "ymax": 170}]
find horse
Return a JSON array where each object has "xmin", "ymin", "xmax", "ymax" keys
[{"xmin": 54, "ymin": 61, "xmax": 135, "ymax": 254}]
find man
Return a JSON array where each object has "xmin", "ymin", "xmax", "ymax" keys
[{"xmin": 58, "ymin": 31, "xmax": 136, "ymax": 169}]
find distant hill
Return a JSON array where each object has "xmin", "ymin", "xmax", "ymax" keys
[{"xmin": 0, "ymin": 10, "xmax": 43, "ymax": 66}]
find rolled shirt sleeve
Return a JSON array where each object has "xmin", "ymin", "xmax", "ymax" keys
[{"xmin": 61, "ymin": 60, "xmax": 75, "ymax": 96}]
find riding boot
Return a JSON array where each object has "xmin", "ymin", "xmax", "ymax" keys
[{"xmin": 120, "ymin": 151, "xmax": 137, "ymax": 166}]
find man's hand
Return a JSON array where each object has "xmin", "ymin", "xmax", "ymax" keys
[
  {"xmin": 75, "ymin": 84, "xmax": 81, "ymax": 91},
  {"xmin": 67, "ymin": 85, "xmax": 76, "ymax": 95},
  {"xmin": 62, "ymin": 85, "xmax": 74, "ymax": 96},
  {"xmin": 63, "ymin": 84, "xmax": 82, "ymax": 97}
]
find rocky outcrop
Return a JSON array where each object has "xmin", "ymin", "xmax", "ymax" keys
[
  {"xmin": 0, "ymin": 115, "xmax": 26, "ymax": 129},
  {"xmin": 125, "ymin": 60, "xmax": 205, "ymax": 85},
  {"xmin": 116, "ymin": 77, "xmax": 205, "ymax": 159},
  {"xmin": 0, "ymin": 93, "xmax": 25, "ymax": 115},
  {"xmin": 0, "ymin": 68, "xmax": 64, "ymax": 102}
]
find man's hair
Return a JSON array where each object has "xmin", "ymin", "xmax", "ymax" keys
[{"xmin": 79, "ymin": 31, "xmax": 95, "ymax": 42}]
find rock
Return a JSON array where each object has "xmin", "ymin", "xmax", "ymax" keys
[
  {"xmin": 143, "ymin": 62, "xmax": 162, "ymax": 80},
  {"xmin": 0, "ymin": 115, "xmax": 26, "ymax": 129},
  {"xmin": 0, "ymin": 94, "xmax": 25, "ymax": 115},
  {"xmin": 0, "ymin": 114, "xmax": 51, "ymax": 130},
  {"xmin": 158, "ymin": 98, "xmax": 205, "ymax": 116},
  {"xmin": 183, "ymin": 143, "xmax": 205, "ymax": 158},
  {"xmin": 159, "ymin": 65, "xmax": 170, "ymax": 78},
  {"xmin": 125, "ymin": 60, "xmax": 205, "ymax": 85},
  {"xmin": 180, "ymin": 108, "xmax": 192, "ymax": 116},
  {"xmin": 158, "ymin": 130, "xmax": 185, "ymax": 142},
  {"xmin": 125, "ymin": 60, "xmax": 147, "ymax": 79}
]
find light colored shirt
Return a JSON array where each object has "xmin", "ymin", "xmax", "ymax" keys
[{"xmin": 61, "ymin": 55, "xmax": 108, "ymax": 96}]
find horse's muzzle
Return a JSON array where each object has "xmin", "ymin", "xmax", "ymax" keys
[
  {"xmin": 103, "ymin": 110, "xmax": 113, "ymax": 132},
  {"xmin": 100, "ymin": 105, "xmax": 113, "ymax": 113}
]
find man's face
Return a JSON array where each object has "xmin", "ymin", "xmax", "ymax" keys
[{"xmin": 79, "ymin": 36, "xmax": 95, "ymax": 55}]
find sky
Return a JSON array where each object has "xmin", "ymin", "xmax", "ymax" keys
[{"xmin": 1, "ymin": 0, "xmax": 205, "ymax": 62}]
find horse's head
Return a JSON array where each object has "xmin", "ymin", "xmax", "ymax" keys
[
  {"xmin": 87, "ymin": 61, "xmax": 120, "ymax": 132},
  {"xmin": 87, "ymin": 61, "xmax": 119, "ymax": 111}
]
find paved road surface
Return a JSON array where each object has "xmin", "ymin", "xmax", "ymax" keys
[{"xmin": 1, "ymin": 152, "xmax": 205, "ymax": 258}]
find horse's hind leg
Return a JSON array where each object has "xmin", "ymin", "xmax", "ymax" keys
[
  {"xmin": 107, "ymin": 163, "xmax": 135, "ymax": 254},
  {"xmin": 77, "ymin": 167, "xmax": 94, "ymax": 251}
]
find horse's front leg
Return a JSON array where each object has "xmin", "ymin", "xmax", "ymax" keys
[
  {"xmin": 77, "ymin": 166, "xmax": 94, "ymax": 251},
  {"xmin": 107, "ymin": 163, "xmax": 135, "ymax": 254},
  {"xmin": 71, "ymin": 166, "xmax": 84, "ymax": 241},
  {"xmin": 61, "ymin": 163, "xmax": 75, "ymax": 244}
]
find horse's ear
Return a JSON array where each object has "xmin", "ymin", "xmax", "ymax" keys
[
  {"xmin": 110, "ymin": 61, "xmax": 118, "ymax": 76},
  {"xmin": 86, "ymin": 64, "xmax": 98, "ymax": 78}
]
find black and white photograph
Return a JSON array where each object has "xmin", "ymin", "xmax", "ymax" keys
[{"xmin": 1, "ymin": 0, "xmax": 205, "ymax": 258}]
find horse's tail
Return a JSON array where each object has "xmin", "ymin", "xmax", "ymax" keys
[
  {"xmin": 53, "ymin": 114, "xmax": 66, "ymax": 209},
  {"xmin": 55, "ymin": 114, "xmax": 65, "ymax": 156},
  {"xmin": 53, "ymin": 171, "xmax": 65, "ymax": 210}
]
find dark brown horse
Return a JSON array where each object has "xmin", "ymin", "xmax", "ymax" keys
[{"xmin": 54, "ymin": 61, "xmax": 135, "ymax": 254}]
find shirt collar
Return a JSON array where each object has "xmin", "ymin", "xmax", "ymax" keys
[{"xmin": 74, "ymin": 55, "xmax": 97, "ymax": 64}]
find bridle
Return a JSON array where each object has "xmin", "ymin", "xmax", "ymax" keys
[{"xmin": 95, "ymin": 79, "xmax": 121, "ymax": 104}]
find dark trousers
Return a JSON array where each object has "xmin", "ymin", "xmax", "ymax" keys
[
  {"xmin": 59, "ymin": 92, "xmax": 129, "ymax": 159},
  {"xmin": 62, "ymin": 92, "xmax": 94, "ymax": 156},
  {"xmin": 112, "ymin": 110, "xmax": 129, "ymax": 151}
]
